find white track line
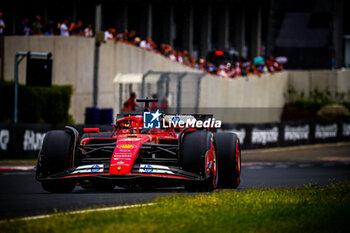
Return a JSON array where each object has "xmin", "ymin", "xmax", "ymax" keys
[
  {"xmin": 15, "ymin": 203, "xmax": 155, "ymax": 221},
  {"xmin": 0, "ymin": 166, "xmax": 35, "ymax": 171}
]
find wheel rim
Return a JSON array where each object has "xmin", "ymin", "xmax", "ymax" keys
[
  {"xmin": 205, "ymin": 134, "xmax": 217, "ymax": 189},
  {"xmin": 213, "ymin": 149, "xmax": 218, "ymax": 188},
  {"xmin": 237, "ymin": 150, "xmax": 241, "ymax": 174},
  {"xmin": 236, "ymin": 141, "xmax": 241, "ymax": 175},
  {"xmin": 204, "ymin": 151, "xmax": 217, "ymax": 189}
]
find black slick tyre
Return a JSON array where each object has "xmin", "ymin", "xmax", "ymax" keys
[
  {"xmin": 36, "ymin": 130, "xmax": 76, "ymax": 193},
  {"xmin": 182, "ymin": 131, "xmax": 218, "ymax": 192},
  {"xmin": 214, "ymin": 132, "xmax": 241, "ymax": 188}
]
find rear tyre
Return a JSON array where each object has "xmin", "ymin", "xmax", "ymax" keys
[
  {"xmin": 214, "ymin": 132, "xmax": 241, "ymax": 188},
  {"xmin": 182, "ymin": 131, "xmax": 218, "ymax": 192},
  {"xmin": 36, "ymin": 130, "xmax": 76, "ymax": 193}
]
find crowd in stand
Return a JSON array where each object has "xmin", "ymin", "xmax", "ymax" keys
[
  {"xmin": 106, "ymin": 29, "xmax": 285, "ymax": 78},
  {"xmin": 103, "ymin": 27, "xmax": 285, "ymax": 78},
  {"xmin": 15, "ymin": 15, "xmax": 94, "ymax": 38},
  {"xmin": 0, "ymin": 12, "xmax": 5, "ymax": 35},
  {"xmin": 2, "ymin": 12, "xmax": 285, "ymax": 78}
]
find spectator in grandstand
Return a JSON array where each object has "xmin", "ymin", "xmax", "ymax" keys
[
  {"xmin": 217, "ymin": 64, "xmax": 229, "ymax": 78},
  {"xmin": 160, "ymin": 43, "xmax": 173, "ymax": 57},
  {"xmin": 74, "ymin": 20, "xmax": 84, "ymax": 36},
  {"xmin": 68, "ymin": 22, "xmax": 76, "ymax": 35},
  {"xmin": 122, "ymin": 29, "xmax": 128, "ymax": 41},
  {"xmin": 148, "ymin": 38, "xmax": 158, "ymax": 51},
  {"xmin": 115, "ymin": 31, "xmax": 124, "ymax": 41},
  {"xmin": 177, "ymin": 51, "xmax": 183, "ymax": 63},
  {"xmin": 133, "ymin": 37, "xmax": 141, "ymax": 46},
  {"xmin": 274, "ymin": 57, "xmax": 285, "ymax": 71},
  {"xmin": 169, "ymin": 51, "xmax": 177, "ymax": 61},
  {"xmin": 0, "ymin": 12, "xmax": 5, "ymax": 35},
  {"xmin": 233, "ymin": 62, "xmax": 242, "ymax": 77},
  {"xmin": 128, "ymin": 30, "xmax": 136, "ymax": 42},
  {"xmin": 185, "ymin": 52, "xmax": 195, "ymax": 67},
  {"xmin": 114, "ymin": 29, "xmax": 126, "ymax": 41},
  {"xmin": 240, "ymin": 63, "xmax": 247, "ymax": 76},
  {"xmin": 197, "ymin": 58, "xmax": 205, "ymax": 71},
  {"xmin": 104, "ymin": 28, "xmax": 115, "ymax": 40},
  {"xmin": 266, "ymin": 56, "xmax": 275, "ymax": 73},
  {"xmin": 208, "ymin": 63, "xmax": 217, "ymax": 74},
  {"xmin": 257, "ymin": 63, "xmax": 265, "ymax": 74},
  {"xmin": 139, "ymin": 38, "xmax": 152, "ymax": 50},
  {"xmin": 31, "ymin": 15, "xmax": 44, "ymax": 35},
  {"xmin": 44, "ymin": 20, "xmax": 55, "ymax": 35},
  {"xmin": 188, "ymin": 56, "xmax": 197, "ymax": 68},
  {"xmin": 202, "ymin": 60, "xmax": 210, "ymax": 72},
  {"xmin": 247, "ymin": 63, "xmax": 258, "ymax": 76},
  {"xmin": 183, "ymin": 50, "xmax": 189, "ymax": 65},
  {"xmin": 60, "ymin": 20, "xmax": 70, "ymax": 36},
  {"xmin": 17, "ymin": 18, "xmax": 30, "ymax": 35},
  {"xmin": 277, "ymin": 63, "xmax": 284, "ymax": 71},
  {"xmin": 84, "ymin": 24, "xmax": 94, "ymax": 37},
  {"xmin": 225, "ymin": 63, "xmax": 234, "ymax": 78}
]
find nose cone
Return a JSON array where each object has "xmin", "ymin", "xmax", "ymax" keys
[{"xmin": 109, "ymin": 135, "xmax": 154, "ymax": 174}]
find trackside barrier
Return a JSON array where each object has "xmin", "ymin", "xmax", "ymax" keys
[
  {"xmin": 220, "ymin": 120, "xmax": 350, "ymax": 149},
  {"xmin": 0, "ymin": 121, "xmax": 350, "ymax": 158},
  {"xmin": 0, "ymin": 123, "xmax": 113, "ymax": 158}
]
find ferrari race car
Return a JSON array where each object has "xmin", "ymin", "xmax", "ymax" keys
[{"xmin": 36, "ymin": 98, "xmax": 241, "ymax": 192}]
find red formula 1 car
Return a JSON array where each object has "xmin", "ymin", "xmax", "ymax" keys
[{"xmin": 36, "ymin": 99, "xmax": 241, "ymax": 192}]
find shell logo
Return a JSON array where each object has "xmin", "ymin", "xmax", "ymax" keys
[
  {"xmin": 120, "ymin": 138, "xmax": 142, "ymax": 141},
  {"xmin": 118, "ymin": 144, "xmax": 135, "ymax": 149}
]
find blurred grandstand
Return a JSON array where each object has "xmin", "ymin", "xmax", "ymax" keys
[{"xmin": 0, "ymin": 0, "xmax": 349, "ymax": 124}]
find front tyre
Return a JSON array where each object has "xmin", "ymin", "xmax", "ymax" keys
[
  {"xmin": 182, "ymin": 131, "xmax": 218, "ymax": 192},
  {"xmin": 36, "ymin": 130, "xmax": 76, "ymax": 193},
  {"xmin": 214, "ymin": 132, "xmax": 241, "ymax": 189}
]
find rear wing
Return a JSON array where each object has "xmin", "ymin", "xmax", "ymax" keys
[
  {"xmin": 116, "ymin": 113, "xmax": 143, "ymax": 120},
  {"xmin": 116, "ymin": 113, "xmax": 214, "ymax": 122},
  {"xmin": 163, "ymin": 114, "xmax": 214, "ymax": 122},
  {"xmin": 116, "ymin": 113, "xmax": 215, "ymax": 131}
]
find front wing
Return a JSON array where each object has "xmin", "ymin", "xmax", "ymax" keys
[{"xmin": 37, "ymin": 163, "xmax": 202, "ymax": 183}]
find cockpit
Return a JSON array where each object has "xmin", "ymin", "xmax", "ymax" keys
[{"xmin": 113, "ymin": 116, "xmax": 176, "ymax": 137}]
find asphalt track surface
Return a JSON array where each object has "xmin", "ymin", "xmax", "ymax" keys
[{"xmin": 1, "ymin": 144, "xmax": 350, "ymax": 219}]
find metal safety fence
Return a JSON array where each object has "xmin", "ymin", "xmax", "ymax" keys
[{"xmin": 141, "ymin": 71, "xmax": 205, "ymax": 113}]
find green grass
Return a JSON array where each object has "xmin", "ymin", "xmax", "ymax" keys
[{"xmin": 1, "ymin": 183, "xmax": 350, "ymax": 233}]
